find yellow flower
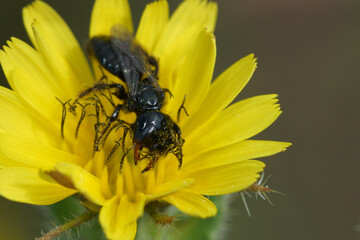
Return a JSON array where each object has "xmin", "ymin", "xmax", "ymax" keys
[{"xmin": 0, "ymin": 0, "xmax": 291, "ymax": 239}]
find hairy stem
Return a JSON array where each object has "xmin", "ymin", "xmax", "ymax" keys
[{"xmin": 35, "ymin": 211, "xmax": 96, "ymax": 240}]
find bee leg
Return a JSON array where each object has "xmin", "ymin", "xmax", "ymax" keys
[
  {"xmin": 177, "ymin": 95, "xmax": 189, "ymax": 122},
  {"xmin": 173, "ymin": 123, "xmax": 185, "ymax": 147},
  {"xmin": 163, "ymin": 88, "xmax": 173, "ymax": 98},
  {"xmin": 97, "ymin": 120, "xmax": 128, "ymax": 152},
  {"xmin": 105, "ymin": 138, "xmax": 122, "ymax": 165},
  {"xmin": 112, "ymin": 84, "xmax": 128, "ymax": 101},
  {"xmin": 141, "ymin": 155, "xmax": 158, "ymax": 173},
  {"xmin": 56, "ymin": 97, "xmax": 71, "ymax": 139},
  {"xmin": 176, "ymin": 151, "xmax": 183, "ymax": 169},
  {"xmin": 75, "ymin": 102, "xmax": 92, "ymax": 138},
  {"xmin": 171, "ymin": 123, "xmax": 184, "ymax": 169},
  {"xmin": 94, "ymin": 104, "xmax": 122, "ymax": 151},
  {"xmin": 77, "ymin": 83, "xmax": 125, "ymax": 100},
  {"xmin": 98, "ymin": 65, "xmax": 108, "ymax": 82},
  {"xmin": 119, "ymin": 147, "xmax": 132, "ymax": 173},
  {"xmin": 90, "ymin": 94, "xmax": 107, "ymax": 118},
  {"xmin": 134, "ymin": 143, "xmax": 143, "ymax": 165},
  {"xmin": 121, "ymin": 126, "xmax": 132, "ymax": 153},
  {"xmin": 172, "ymin": 147, "xmax": 183, "ymax": 169}
]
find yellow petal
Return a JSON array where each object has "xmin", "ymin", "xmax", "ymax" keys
[
  {"xmin": 99, "ymin": 196, "xmax": 119, "ymax": 237},
  {"xmin": 0, "ymin": 48, "xmax": 13, "ymax": 88},
  {"xmin": 15, "ymin": 69, "xmax": 61, "ymax": 124},
  {"xmin": 117, "ymin": 193, "xmax": 145, "ymax": 227},
  {"xmin": 165, "ymin": 28, "xmax": 216, "ymax": 126},
  {"xmin": 100, "ymin": 167, "xmax": 113, "ymax": 200},
  {"xmin": 204, "ymin": 2, "xmax": 218, "ymax": 32},
  {"xmin": 185, "ymin": 94, "xmax": 281, "ymax": 156},
  {"xmin": 0, "ymin": 86, "xmax": 55, "ymax": 143},
  {"xmin": 154, "ymin": 0, "xmax": 217, "ymax": 57},
  {"xmin": 0, "ymin": 167, "xmax": 76, "ymax": 205},
  {"xmin": 90, "ymin": 0, "xmax": 133, "ymax": 37},
  {"xmin": 114, "ymin": 222, "xmax": 137, "ymax": 240},
  {"xmin": 99, "ymin": 196, "xmax": 137, "ymax": 240},
  {"xmin": 183, "ymin": 160, "xmax": 265, "ymax": 195},
  {"xmin": 1, "ymin": 38, "xmax": 62, "ymax": 99},
  {"xmin": 0, "ymin": 150, "xmax": 24, "ymax": 168},
  {"xmin": 185, "ymin": 140, "xmax": 292, "ymax": 170},
  {"xmin": 136, "ymin": 0, "xmax": 169, "ymax": 54},
  {"xmin": 183, "ymin": 54, "xmax": 257, "ymax": 135},
  {"xmin": 163, "ymin": 189, "xmax": 217, "ymax": 218},
  {"xmin": 153, "ymin": 0, "xmax": 217, "ymax": 91},
  {"xmin": 1, "ymin": 40, "xmax": 64, "ymax": 122},
  {"xmin": 146, "ymin": 178, "xmax": 194, "ymax": 201},
  {"xmin": 2, "ymin": 38, "xmax": 83, "ymax": 125},
  {"xmin": 23, "ymin": 1, "xmax": 94, "ymax": 95},
  {"xmin": 0, "ymin": 133, "xmax": 82, "ymax": 170},
  {"xmin": 4, "ymin": 38, "xmax": 60, "ymax": 93},
  {"xmin": 54, "ymin": 162, "xmax": 107, "ymax": 205}
]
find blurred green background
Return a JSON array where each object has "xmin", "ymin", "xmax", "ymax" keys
[{"xmin": 0, "ymin": 0, "xmax": 359, "ymax": 239}]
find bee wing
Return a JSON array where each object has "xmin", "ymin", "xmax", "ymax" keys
[{"xmin": 110, "ymin": 25, "xmax": 160, "ymax": 96}]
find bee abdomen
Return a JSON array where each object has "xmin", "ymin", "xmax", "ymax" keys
[{"xmin": 88, "ymin": 36, "xmax": 123, "ymax": 79}]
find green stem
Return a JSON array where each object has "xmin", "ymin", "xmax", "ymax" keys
[{"xmin": 35, "ymin": 211, "xmax": 96, "ymax": 240}]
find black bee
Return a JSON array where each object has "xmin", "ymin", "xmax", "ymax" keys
[{"xmin": 79, "ymin": 25, "xmax": 184, "ymax": 173}]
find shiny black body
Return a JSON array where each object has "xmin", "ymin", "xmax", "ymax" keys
[
  {"xmin": 82, "ymin": 26, "xmax": 183, "ymax": 172},
  {"xmin": 133, "ymin": 112, "xmax": 181, "ymax": 153}
]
